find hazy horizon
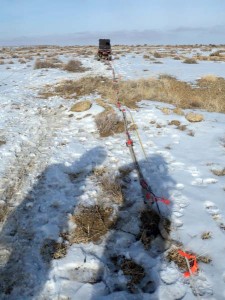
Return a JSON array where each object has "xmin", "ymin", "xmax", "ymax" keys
[{"xmin": 1, "ymin": 0, "xmax": 225, "ymax": 46}]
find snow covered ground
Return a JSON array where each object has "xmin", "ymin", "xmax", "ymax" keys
[
  {"xmin": 0, "ymin": 47, "xmax": 225, "ymax": 299},
  {"xmin": 113, "ymin": 54, "xmax": 225, "ymax": 82}
]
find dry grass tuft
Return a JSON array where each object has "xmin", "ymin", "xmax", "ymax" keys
[
  {"xmin": 63, "ymin": 60, "xmax": 88, "ymax": 72},
  {"xmin": 40, "ymin": 238, "xmax": 68, "ymax": 262},
  {"xmin": 153, "ymin": 51, "xmax": 162, "ymax": 58},
  {"xmin": 121, "ymin": 258, "xmax": 145, "ymax": 291},
  {"xmin": 183, "ymin": 58, "xmax": 198, "ymax": 64},
  {"xmin": 34, "ymin": 58, "xmax": 62, "ymax": 69},
  {"xmin": 98, "ymin": 173, "xmax": 124, "ymax": 205},
  {"xmin": 201, "ymin": 231, "xmax": 212, "ymax": 240},
  {"xmin": 92, "ymin": 166, "xmax": 107, "ymax": 177},
  {"xmin": 211, "ymin": 168, "xmax": 225, "ymax": 176},
  {"xmin": 18, "ymin": 58, "xmax": 26, "ymax": 64},
  {"xmin": 173, "ymin": 107, "xmax": 184, "ymax": 115},
  {"xmin": 111, "ymin": 255, "xmax": 145, "ymax": 292},
  {"xmin": 139, "ymin": 209, "xmax": 161, "ymax": 249},
  {"xmin": 177, "ymin": 124, "xmax": 187, "ymax": 131},
  {"xmin": 167, "ymin": 246, "xmax": 194, "ymax": 272},
  {"xmin": 70, "ymin": 205, "xmax": 116, "ymax": 244},
  {"xmin": 200, "ymin": 74, "xmax": 218, "ymax": 82},
  {"xmin": 0, "ymin": 204, "xmax": 9, "ymax": 223},
  {"xmin": 42, "ymin": 74, "xmax": 225, "ymax": 113},
  {"xmin": 0, "ymin": 140, "xmax": 6, "ymax": 146},
  {"xmin": 168, "ymin": 120, "xmax": 181, "ymax": 126},
  {"xmin": 161, "ymin": 107, "xmax": 172, "ymax": 115},
  {"xmin": 95, "ymin": 110, "xmax": 124, "ymax": 137},
  {"xmin": 198, "ymin": 255, "xmax": 212, "ymax": 264}
]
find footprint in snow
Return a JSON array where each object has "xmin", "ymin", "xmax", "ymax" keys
[
  {"xmin": 204, "ymin": 201, "xmax": 225, "ymax": 233},
  {"xmin": 187, "ymin": 166, "xmax": 200, "ymax": 177},
  {"xmin": 191, "ymin": 177, "xmax": 218, "ymax": 186},
  {"xmin": 158, "ymin": 282, "xmax": 187, "ymax": 300}
]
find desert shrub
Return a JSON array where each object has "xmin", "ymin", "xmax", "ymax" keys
[
  {"xmin": 18, "ymin": 58, "xmax": 26, "ymax": 64},
  {"xmin": 183, "ymin": 58, "xmax": 198, "ymax": 64},
  {"xmin": 153, "ymin": 51, "xmax": 162, "ymax": 58},
  {"xmin": 63, "ymin": 59, "xmax": 87, "ymax": 72},
  {"xmin": 95, "ymin": 110, "xmax": 124, "ymax": 137},
  {"xmin": 98, "ymin": 172, "xmax": 124, "ymax": 204},
  {"xmin": 210, "ymin": 50, "xmax": 221, "ymax": 57},
  {"xmin": 34, "ymin": 58, "xmax": 62, "ymax": 69}
]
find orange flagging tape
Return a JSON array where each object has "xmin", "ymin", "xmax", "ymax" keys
[{"xmin": 178, "ymin": 249, "xmax": 198, "ymax": 277}]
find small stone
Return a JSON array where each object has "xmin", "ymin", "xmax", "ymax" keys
[
  {"xmin": 185, "ymin": 112, "xmax": 204, "ymax": 122},
  {"xmin": 169, "ymin": 120, "xmax": 181, "ymax": 126},
  {"xmin": 70, "ymin": 101, "xmax": 92, "ymax": 112},
  {"xmin": 161, "ymin": 107, "xmax": 172, "ymax": 115}
]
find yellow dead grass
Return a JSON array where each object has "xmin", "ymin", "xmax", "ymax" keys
[{"xmin": 41, "ymin": 74, "xmax": 225, "ymax": 113}]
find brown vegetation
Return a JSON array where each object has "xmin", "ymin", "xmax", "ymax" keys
[
  {"xmin": 40, "ymin": 238, "xmax": 68, "ymax": 262},
  {"xmin": 0, "ymin": 204, "xmax": 8, "ymax": 223},
  {"xmin": 95, "ymin": 110, "xmax": 124, "ymax": 137},
  {"xmin": 183, "ymin": 58, "xmax": 198, "ymax": 64},
  {"xmin": 41, "ymin": 74, "xmax": 225, "ymax": 113},
  {"xmin": 63, "ymin": 59, "xmax": 88, "ymax": 72},
  {"xmin": 139, "ymin": 209, "xmax": 161, "ymax": 249},
  {"xmin": 211, "ymin": 168, "xmax": 225, "ymax": 176},
  {"xmin": 201, "ymin": 231, "xmax": 212, "ymax": 240},
  {"xmin": 70, "ymin": 205, "xmax": 116, "ymax": 244},
  {"xmin": 34, "ymin": 58, "xmax": 62, "ymax": 69},
  {"xmin": 98, "ymin": 172, "xmax": 124, "ymax": 205}
]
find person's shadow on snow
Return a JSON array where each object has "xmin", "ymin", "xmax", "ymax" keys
[
  {"xmin": 0, "ymin": 146, "xmax": 176, "ymax": 299},
  {"xmin": 0, "ymin": 146, "xmax": 107, "ymax": 299},
  {"xmin": 87, "ymin": 153, "xmax": 176, "ymax": 299}
]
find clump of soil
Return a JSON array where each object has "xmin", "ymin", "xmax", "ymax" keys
[{"xmin": 70, "ymin": 205, "xmax": 116, "ymax": 244}]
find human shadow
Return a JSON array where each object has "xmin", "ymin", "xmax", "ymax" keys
[
  {"xmin": 87, "ymin": 153, "xmax": 176, "ymax": 299},
  {"xmin": 0, "ymin": 146, "xmax": 107, "ymax": 299}
]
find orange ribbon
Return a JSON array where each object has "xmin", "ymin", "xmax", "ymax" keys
[{"xmin": 178, "ymin": 249, "xmax": 198, "ymax": 277}]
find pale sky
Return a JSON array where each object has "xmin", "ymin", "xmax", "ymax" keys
[{"xmin": 0, "ymin": 0, "xmax": 225, "ymax": 45}]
